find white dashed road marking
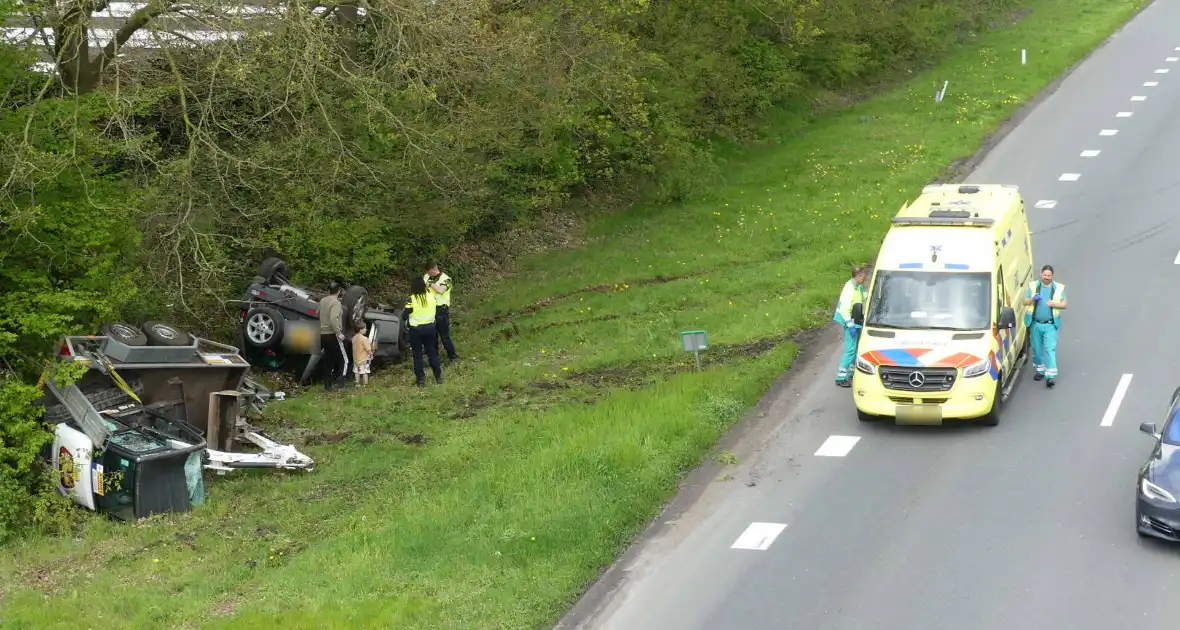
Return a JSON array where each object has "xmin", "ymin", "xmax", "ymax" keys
[
  {"xmin": 1167, "ymin": 57, "xmax": 1179, "ymax": 62},
  {"xmin": 1059, "ymin": 173, "xmax": 1081, "ymax": 182},
  {"xmin": 1174, "ymin": 249, "xmax": 1180, "ymax": 264},
  {"xmin": 814, "ymin": 435, "xmax": 861, "ymax": 457},
  {"xmin": 1116, "ymin": 112, "xmax": 1133, "ymax": 118},
  {"xmin": 1155, "ymin": 68, "xmax": 1170, "ymax": 74},
  {"xmin": 1145, "ymin": 81, "xmax": 1160, "ymax": 87},
  {"xmin": 1131, "ymin": 96, "xmax": 1147, "ymax": 102},
  {"xmin": 1099, "ymin": 129, "xmax": 1118, "ymax": 136},
  {"xmin": 1034, "ymin": 200, "xmax": 1058, "ymax": 209},
  {"xmin": 1100, "ymin": 374, "xmax": 1134, "ymax": 428},
  {"xmin": 731, "ymin": 522, "xmax": 788, "ymax": 551},
  {"xmin": 1080, "ymin": 150, "xmax": 1100, "ymax": 157}
]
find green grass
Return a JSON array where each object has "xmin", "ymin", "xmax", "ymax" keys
[{"xmin": 0, "ymin": 0, "xmax": 1148, "ymax": 627}]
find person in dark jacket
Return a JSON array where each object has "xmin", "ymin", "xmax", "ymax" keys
[{"xmin": 404, "ymin": 276, "xmax": 443, "ymax": 386}]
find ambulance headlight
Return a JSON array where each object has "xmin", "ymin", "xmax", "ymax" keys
[
  {"xmin": 855, "ymin": 356, "xmax": 876, "ymax": 375},
  {"xmin": 962, "ymin": 358, "xmax": 990, "ymax": 378}
]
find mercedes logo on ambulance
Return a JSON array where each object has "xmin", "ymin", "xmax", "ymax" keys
[{"xmin": 907, "ymin": 371, "xmax": 926, "ymax": 388}]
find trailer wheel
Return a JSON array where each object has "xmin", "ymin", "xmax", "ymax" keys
[
  {"xmin": 100, "ymin": 322, "xmax": 148, "ymax": 346},
  {"xmin": 143, "ymin": 321, "xmax": 194, "ymax": 347}
]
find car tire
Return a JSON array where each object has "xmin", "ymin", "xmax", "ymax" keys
[
  {"xmin": 258, "ymin": 257, "xmax": 290, "ymax": 285},
  {"xmin": 342, "ymin": 285, "xmax": 369, "ymax": 332},
  {"xmin": 42, "ymin": 381, "xmax": 144, "ymax": 423},
  {"xmin": 979, "ymin": 379, "xmax": 1002, "ymax": 426},
  {"xmin": 142, "ymin": 321, "xmax": 194, "ymax": 347},
  {"xmin": 243, "ymin": 306, "xmax": 284, "ymax": 349},
  {"xmin": 399, "ymin": 305, "xmax": 411, "ymax": 356},
  {"xmin": 100, "ymin": 322, "xmax": 148, "ymax": 346}
]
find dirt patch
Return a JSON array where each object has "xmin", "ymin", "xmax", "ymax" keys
[
  {"xmin": 303, "ymin": 431, "xmax": 353, "ymax": 446},
  {"xmin": 174, "ymin": 532, "xmax": 200, "ymax": 551},
  {"xmin": 565, "ymin": 330, "xmax": 811, "ymax": 390},
  {"xmin": 300, "ymin": 430, "xmax": 378, "ymax": 446},
  {"xmin": 529, "ymin": 380, "xmax": 571, "ymax": 390},
  {"xmin": 212, "ymin": 601, "xmax": 237, "ymax": 617},
  {"xmin": 446, "ymin": 389, "xmax": 498, "ymax": 420},
  {"xmin": 474, "ymin": 261, "xmax": 762, "ymax": 330},
  {"xmin": 491, "ymin": 313, "xmax": 625, "ymax": 343},
  {"xmin": 396, "ymin": 433, "xmax": 426, "ymax": 445}
]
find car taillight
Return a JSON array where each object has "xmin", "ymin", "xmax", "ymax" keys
[{"xmin": 309, "ymin": 309, "xmax": 318, "ymax": 316}]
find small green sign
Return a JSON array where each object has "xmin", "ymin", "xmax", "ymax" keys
[
  {"xmin": 680, "ymin": 330, "xmax": 708, "ymax": 370},
  {"xmin": 680, "ymin": 330, "xmax": 708, "ymax": 352}
]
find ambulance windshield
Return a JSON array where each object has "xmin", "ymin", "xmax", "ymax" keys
[{"xmin": 866, "ymin": 270, "xmax": 991, "ymax": 331}]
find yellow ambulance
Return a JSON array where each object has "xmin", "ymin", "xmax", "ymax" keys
[{"xmin": 849, "ymin": 184, "xmax": 1034, "ymax": 426}]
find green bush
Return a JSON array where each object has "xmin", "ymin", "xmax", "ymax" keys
[{"xmin": 0, "ymin": 49, "xmax": 142, "ymax": 540}]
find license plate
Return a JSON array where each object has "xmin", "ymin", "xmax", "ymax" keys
[
  {"xmin": 284, "ymin": 323, "xmax": 317, "ymax": 352},
  {"xmin": 895, "ymin": 404, "xmax": 943, "ymax": 425}
]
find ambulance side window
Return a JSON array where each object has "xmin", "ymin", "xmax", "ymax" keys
[{"xmin": 995, "ymin": 265, "xmax": 1006, "ymax": 322}]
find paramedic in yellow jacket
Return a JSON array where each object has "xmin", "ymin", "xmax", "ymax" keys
[
  {"xmin": 1023, "ymin": 264, "xmax": 1067, "ymax": 388},
  {"xmin": 833, "ymin": 266, "xmax": 869, "ymax": 388}
]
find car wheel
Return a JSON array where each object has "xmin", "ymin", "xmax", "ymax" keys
[
  {"xmin": 979, "ymin": 379, "xmax": 1002, "ymax": 426},
  {"xmin": 342, "ymin": 285, "xmax": 369, "ymax": 332},
  {"xmin": 142, "ymin": 321, "xmax": 194, "ymax": 347},
  {"xmin": 258, "ymin": 257, "xmax": 290, "ymax": 285},
  {"xmin": 100, "ymin": 322, "xmax": 148, "ymax": 346},
  {"xmin": 243, "ymin": 306, "xmax": 284, "ymax": 349}
]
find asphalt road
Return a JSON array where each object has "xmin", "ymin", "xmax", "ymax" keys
[{"xmin": 559, "ymin": 2, "xmax": 1180, "ymax": 629}]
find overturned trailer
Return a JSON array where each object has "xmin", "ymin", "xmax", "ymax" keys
[{"xmin": 42, "ymin": 329, "xmax": 314, "ymax": 521}]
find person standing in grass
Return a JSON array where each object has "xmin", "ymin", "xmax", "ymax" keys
[
  {"xmin": 318, "ymin": 281, "xmax": 349, "ymax": 392},
  {"xmin": 833, "ymin": 266, "xmax": 869, "ymax": 388},
  {"xmin": 405, "ymin": 276, "xmax": 444, "ymax": 386},
  {"xmin": 425, "ymin": 262, "xmax": 459, "ymax": 365},
  {"xmin": 352, "ymin": 321, "xmax": 374, "ymax": 387}
]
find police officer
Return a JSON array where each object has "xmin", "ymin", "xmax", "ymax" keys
[
  {"xmin": 318, "ymin": 281, "xmax": 349, "ymax": 391},
  {"xmin": 833, "ymin": 266, "xmax": 869, "ymax": 388},
  {"xmin": 405, "ymin": 276, "xmax": 444, "ymax": 386},
  {"xmin": 1023, "ymin": 264, "xmax": 1067, "ymax": 388},
  {"xmin": 425, "ymin": 262, "xmax": 459, "ymax": 364}
]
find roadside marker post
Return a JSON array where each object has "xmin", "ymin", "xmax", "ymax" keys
[
  {"xmin": 934, "ymin": 80, "xmax": 949, "ymax": 103},
  {"xmin": 680, "ymin": 330, "xmax": 708, "ymax": 371}
]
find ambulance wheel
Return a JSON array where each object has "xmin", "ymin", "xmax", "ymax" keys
[{"xmin": 979, "ymin": 380, "xmax": 1002, "ymax": 426}]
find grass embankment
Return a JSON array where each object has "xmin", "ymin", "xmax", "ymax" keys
[{"xmin": 0, "ymin": 0, "xmax": 1147, "ymax": 627}]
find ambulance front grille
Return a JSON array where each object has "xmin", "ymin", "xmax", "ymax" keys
[{"xmin": 878, "ymin": 366, "xmax": 957, "ymax": 392}]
